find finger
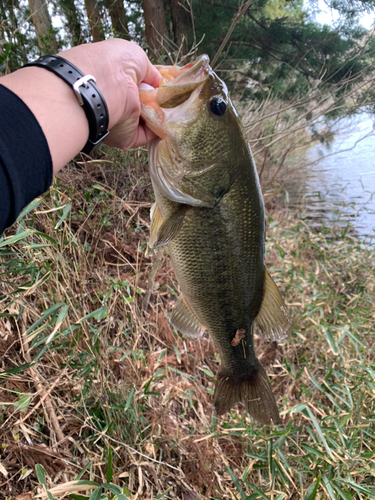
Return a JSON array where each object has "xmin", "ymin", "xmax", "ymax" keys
[
  {"xmin": 142, "ymin": 59, "xmax": 162, "ymax": 88},
  {"xmin": 131, "ymin": 124, "xmax": 158, "ymax": 148}
]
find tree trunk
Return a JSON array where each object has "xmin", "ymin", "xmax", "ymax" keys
[
  {"xmin": 106, "ymin": 0, "xmax": 129, "ymax": 40},
  {"xmin": 84, "ymin": 0, "xmax": 105, "ymax": 42},
  {"xmin": 59, "ymin": 0, "xmax": 82, "ymax": 46},
  {"xmin": 142, "ymin": 0, "xmax": 167, "ymax": 61},
  {"xmin": 28, "ymin": 0, "xmax": 58, "ymax": 54},
  {"xmin": 169, "ymin": 0, "xmax": 192, "ymax": 56}
]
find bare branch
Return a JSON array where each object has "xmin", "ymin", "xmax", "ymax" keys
[{"xmin": 211, "ymin": 0, "xmax": 254, "ymax": 68}]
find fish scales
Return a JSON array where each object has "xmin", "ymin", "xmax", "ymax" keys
[
  {"xmin": 168, "ymin": 174, "xmax": 264, "ymax": 371},
  {"xmin": 140, "ymin": 55, "xmax": 291, "ymax": 424}
]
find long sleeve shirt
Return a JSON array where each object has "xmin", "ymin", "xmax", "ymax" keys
[{"xmin": 0, "ymin": 85, "xmax": 52, "ymax": 235}]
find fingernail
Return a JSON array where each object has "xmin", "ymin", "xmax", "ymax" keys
[{"xmin": 138, "ymin": 83, "xmax": 155, "ymax": 91}]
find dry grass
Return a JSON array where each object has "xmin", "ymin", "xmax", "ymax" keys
[{"xmin": 0, "ymin": 146, "xmax": 374, "ymax": 500}]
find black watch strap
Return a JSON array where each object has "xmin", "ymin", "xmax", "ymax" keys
[{"xmin": 23, "ymin": 54, "xmax": 109, "ymax": 155}]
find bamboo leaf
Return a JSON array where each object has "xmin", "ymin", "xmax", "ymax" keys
[
  {"xmin": 304, "ymin": 474, "xmax": 321, "ymax": 500},
  {"xmin": 0, "ymin": 363, "xmax": 34, "ymax": 381},
  {"xmin": 102, "ymin": 483, "xmax": 121, "ymax": 495},
  {"xmin": 105, "ymin": 446, "xmax": 113, "ymax": 483},
  {"xmin": 224, "ymin": 465, "xmax": 246, "ymax": 500},
  {"xmin": 16, "ymin": 198, "xmax": 42, "ymax": 221},
  {"xmin": 55, "ymin": 203, "xmax": 71, "ymax": 229},
  {"xmin": 77, "ymin": 306, "xmax": 108, "ymax": 324},
  {"xmin": 25, "ymin": 303, "xmax": 65, "ymax": 336},
  {"xmin": 293, "ymin": 404, "xmax": 334, "ymax": 460},
  {"xmin": 0, "ymin": 231, "xmax": 31, "ymax": 248},
  {"xmin": 88, "ymin": 487, "xmax": 102, "ymax": 500}
]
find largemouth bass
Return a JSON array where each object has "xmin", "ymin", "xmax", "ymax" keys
[{"xmin": 139, "ymin": 55, "xmax": 291, "ymax": 424}]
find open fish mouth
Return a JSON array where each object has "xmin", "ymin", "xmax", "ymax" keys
[
  {"xmin": 139, "ymin": 55, "xmax": 212, "ymax": 143},
  {"xmin": 155, "ymin": 55, "xmax": 210, "ymax": 108},
  {"xmin": 139, "ymin": 55, "xmax": 210, "ymax": 131}
]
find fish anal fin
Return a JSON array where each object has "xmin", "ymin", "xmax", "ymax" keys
[
  {"xmin": 214, "ymin": 364, "xmax": 281, "ymax": 425},
  {"xmin": 149, "ymin": 203, "xmax": 164, "ymax": 248},
  {"xmin": 255, "ymin": 270, "xmax": 292, "ymax": 342},
  {"xmin": 154, "ymin": 205, "xmax": 190, "ymax": 248},
  {"xmin": 170, "ymin": 296, "xmax": 205, "ymax": 338}
]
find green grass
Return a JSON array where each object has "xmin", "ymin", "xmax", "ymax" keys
[{"xmin": 0, "ymin": 151, "xmax": 374, "ymax": 499}]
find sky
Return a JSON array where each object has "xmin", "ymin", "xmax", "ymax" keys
[{"xmin": 308, "ymin": 0, "xmax": 374, "ymax": 29}]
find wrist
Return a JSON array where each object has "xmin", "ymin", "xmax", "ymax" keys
[
  {"xmin": 0, "ymin": 65, "xmax": 89, "ymax": 172},
  {"xmin": 23, "ymin": 55, "xmax": 110, "ymax": 154},
  {"xmin": 58, "ymin": 43, "xmax": 125, "ymax": 131}
]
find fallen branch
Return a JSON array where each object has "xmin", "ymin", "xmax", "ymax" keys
[
  {"xmin": 18, "ymin": 370, "xmax": 66, "ymax": 426},
  {"xmin": 21, "ymin": 311, "xmax": 65, "ymax": 444}
]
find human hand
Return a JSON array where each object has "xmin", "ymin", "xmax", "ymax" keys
[{"xmin": 60, "ymin": 39, "xmax": 162, "ymax": 150}]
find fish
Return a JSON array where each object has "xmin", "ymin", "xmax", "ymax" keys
[{"xmin": 139, "ymin": 55, "xmax": 291, "ymax": 424}]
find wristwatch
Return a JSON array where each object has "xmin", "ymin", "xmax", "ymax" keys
[{"xmin": 24, "ymin": 54, "xmax": 110, "ymax": 155}]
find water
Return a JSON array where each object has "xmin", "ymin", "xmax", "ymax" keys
[{"xmin": 284, "ymin": 115, "xmax": 375, "ymax": 240}]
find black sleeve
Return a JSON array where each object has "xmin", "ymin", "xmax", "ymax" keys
[{"xmin": 0, "ymin": 84, "xmax": 53, "ymax": 235}]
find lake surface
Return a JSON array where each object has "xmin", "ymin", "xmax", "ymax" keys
[{"xmin": 284, "ymin": 115, "xmax": 375, "ymax": 241}]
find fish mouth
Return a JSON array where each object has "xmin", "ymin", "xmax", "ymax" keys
[
  {"xmin": 139, "ymin": 55, "xmax": 211, "ymax": 138},
  {"xmin": 155, "ymin": 55, "xmax": 210, "ymax": 108}
]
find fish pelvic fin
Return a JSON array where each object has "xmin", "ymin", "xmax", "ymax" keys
[
  {"xmin": 150, "ymin": 202, "xmax": 187, "ymax": 249},
  {"xmin": 214, "ymin": 363, "xmax": 281, "ymax": 425},
  {"xmin": 149, "ymin": 203, "xmax": 164, "ymax": 248},
  {"xmin": 255, "ymin": 269, "xmax": 292, "ymax": 342},
  {"xmin": 154, "ymin": 204, "xmax": 191, "ymax": 248},
  {"xmin": 170, "ymin": 295, "xmax": 205, "ymax": 338}
]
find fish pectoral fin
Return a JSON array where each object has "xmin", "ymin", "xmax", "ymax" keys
[
  {"xmin": 255, "ymin": 269, "xmax": 292, "ymax": 342},
  {"xmin": 149, "ymin": 203, "xmax": 164, "ymax": 248},
  {"xmin": 170, "ymin": 296, "xmax": 205, "ymax": 338},
  {"xmin": 149, "ymin": 142, "xmax": 214, "ymax": 207},
  {"xmin": 181, "ymin": 177, "xmax": 217, "ymax": 208},
  {"xmin": 214, "ymin": 363, "xmax": 281, "ymax": 424},
  {"xmin": 154, "ymin": 205, "xmax": 190, "ymax": 248}
]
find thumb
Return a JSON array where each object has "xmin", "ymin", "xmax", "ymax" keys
[{"xmin": 142, "ymin": 59, "xmax": 162, "ymax": 88}]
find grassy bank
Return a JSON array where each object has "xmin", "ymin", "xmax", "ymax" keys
[{"xmin": 0, "ymin": 148, "xmax": 374, "ymax": 500}]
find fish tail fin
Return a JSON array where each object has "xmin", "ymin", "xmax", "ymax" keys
[{"xmin": 214, "ymin": 364, "xmax": 281, "ymax": 425}]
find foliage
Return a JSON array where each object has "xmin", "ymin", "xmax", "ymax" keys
[
  {"xmin": 0, "ymin": 0, "xmax": 38, "ymax": 71},
  {"xmin": 1, "ymin": 0, "xmax": 375, "ymax": 98},
  {"xmin": 191, "ymin": 0, "xmax": 375, "ymax": 102},
  {"xmin": 313, "ymin": 0, "xmax": 375, "ymax": 19},
  {"xmin": 53, "ymin": 0, "xmax": 87, "ymax": 47}
]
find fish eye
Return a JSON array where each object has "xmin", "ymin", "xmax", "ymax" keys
[{"xmin": 209, "ymin": 97, "xmax": 227, "ymax": 117}]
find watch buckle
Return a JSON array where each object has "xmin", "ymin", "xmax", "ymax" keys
[{"xmin": 73, "ymin": 75, "xmax": 96, "ymax": 106}]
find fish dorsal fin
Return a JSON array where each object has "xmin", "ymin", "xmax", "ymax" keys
[
  {"xmin": 149, "ymin": 203, "xmax": 164, "ymax": 248},
  {"xmin": 170, "ymin": 296, "xmax": 205, "ymax": 338},
  {"xmin": 154, "ymin": 205, "xmax": 189, "ymax": 248},
  {"xmin": 255, "ymin": 270, "xmax": 292, "ymax": 341}
]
